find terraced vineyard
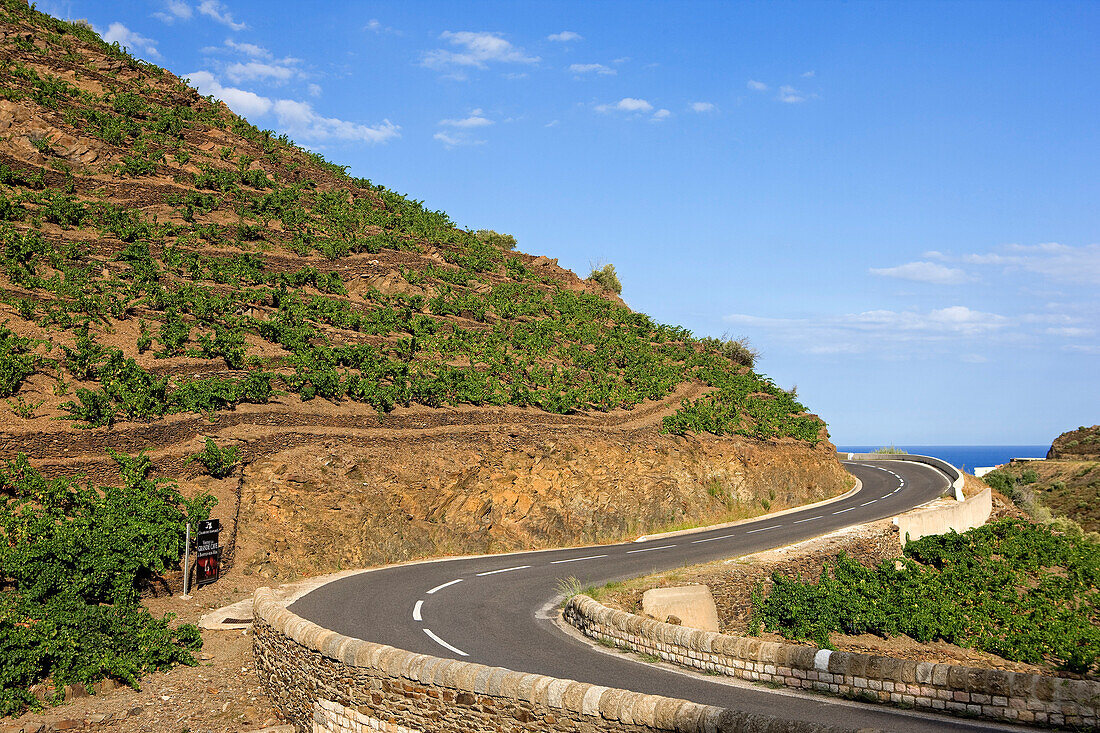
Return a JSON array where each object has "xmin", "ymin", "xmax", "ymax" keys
[{"xmin": 0, "ymin": 1, "xmax": 822, "ymax": 445}]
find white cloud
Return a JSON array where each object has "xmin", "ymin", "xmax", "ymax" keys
[
  {"xmin": 747, "ymin": 80, "xmax": 767, "ymax": 91},
  {"xmin": 186, "ymin": 71, "xmax": 399, "ymax": 144},
  {"xmin": 1047, "ymin": 327, "xmax": 1094, "ymax": 338},
  {"xmin": 153, "ymin": 1, "xmax": 192, "ymax": 23},
  {"xmin": 723, "ymin": 305, "xmax": 1011, "ymax": 355},
  {"xmin": 651, "ymin": 108, "xmax": 671, "ymax": 121},
  {"xmin": 545, "ymin": 119, "xmax": 560, "ymax": 127},
  {"xmin": 959, "ymin": 242, "xmax": 1100, "ymax": 285},
  {"xmin": 433, "ymin": 131, "xmax": 484, "ymax": 147},
  {"xmin": 778, "ymin": 84, "xmax": 806, "ymax": 103},
  {"xmin": 569, "ymin": 63, "xmax": 615, "ymax": 76},
  {"xmin": 868, "ymin": 261, "xmax": 971, "ymax": 285},
  {"xmin": 961, "ymin": 353, "xmax": 988, "ymax": 363},
  {"xmin": 307, "ymin": 83, "xmax": 322, "ymax": 97},
  {"xmin": 223, "ymin": 38, "xmax": 269, "ymax": 58},
  {"xmin": 548, "ymin": 31, "xmax": 582, "ymax": 42},
  {"xmin": 801, "ymin": 70, "xmax": 816, "ymax": 78},
  {"xmin": 422, "ymin": 31, "xmax": 539, "ymax": 75},
  {"xmin": 364, "ymin": 19, "xmax": 399, "ymax": 35},
  {"xmin": 273, "ymin": 99, "xmax": 400, "ymax": 143},
  {"xmin": 596, "ymin": 97, "xmax": 653, "ymax": 113},
  {"xmin": 225, "ymin": 60, "xmax": 298, "ymax": 83},
  {"xmin": 198, "ymin": 0, "xmax": 246, "ymax": 31},
  {"xmin": 98, "ymin": 22, "xmax": 160, "ymax": 59},
  {"xmin": 439, "ymin": 109, "xmax": 492, "ymax": 128},
  {"xmin": 186, "ymin": 70, "xmax": 271, "ymax": 117},
  {"xmin": 690, "ymin": 101, "xmax": 715, "ymax": 112}
]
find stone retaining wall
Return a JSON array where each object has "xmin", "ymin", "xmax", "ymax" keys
[
  {"xmin": 251, "ymin": 588, "xmax": 862, "ymax": 733},
  {"xmin": 565, "ymin": 595, "xmax": 1099, "ymax": 729}
]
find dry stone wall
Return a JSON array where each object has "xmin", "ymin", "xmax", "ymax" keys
[
  {"xmin": 565, "ymin": 595, "xmax": 1100, "ymax": 729},
  {"xmin": 251, "ymin": 588, "xmax": 864, "ymax": 733}
]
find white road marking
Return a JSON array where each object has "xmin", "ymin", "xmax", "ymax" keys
[
  {"xmin": 747, "ymin": 525, "xmax": 782, "ymax": 533},
  {"xmin": 860, "ymin": 500, "xmax": 877, "ymax": 506},
  {"xmin": 412, "ymin": 600, "xmax": 423, "ymax": 622},
  {"xmin": 626, "ymin": 544, "xmax": 676, "ymax": 554},
  {"xmin": 550, "ymin": 554, "xmax": 608, "ymax": 565},
  {"xmin": 691, "ymin": 533, "xmax": 735, "ymax": 544},
  {"xmin": 426, "ymin": 578, "xmax": 463, "ymax": 595},
  {"xmin": 793, "ymin": 516, "xmax": 822, "ymax": 524},
  {"xmin": 476, "ymin": 565, "xmax": 531, "ymax": 577},
  {"xmin": 832, "ymin": 507, "xmax": 855, "ymax": 515},
  {"xmin": 880, "ymin": 495, "xmax": 891, "ymax": 500},
  {"xmin": 423, "ymin": 628, "xmax": 468, "ymax": 657}
]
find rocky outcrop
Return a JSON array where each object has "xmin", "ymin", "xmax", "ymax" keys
[
  {"xmin": 235, "ymin": 430, "xmax": 849, "ymax": 580},
  {"xmin": 1047, "ymin": 425, "xmax": 1100, "ymax": 459}
]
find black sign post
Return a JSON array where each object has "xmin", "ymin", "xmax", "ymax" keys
[{"xmin": 195, "ymin": 518, "xmax": 221, "ymax": 587}]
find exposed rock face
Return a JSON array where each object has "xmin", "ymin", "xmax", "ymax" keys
[
  {"xmin": 235, "ymin": 430, "xmax": 849, "ymax": 580},
  {"xmin": 1047, "ymin": 425, "xmax": 1100, "ymax": 459}
]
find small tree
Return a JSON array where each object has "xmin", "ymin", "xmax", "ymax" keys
[
  {"xmin": 475, "ymin": 229, "xmax": 516, "ymax": 250},
  {"xmin": 587, "ymin": 263, "xmax": 622, "ymax": 294}
]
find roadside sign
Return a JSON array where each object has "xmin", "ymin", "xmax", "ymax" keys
[{"xmin": 195, "ymin": 518, "xmax": 221, "ymax": 587}]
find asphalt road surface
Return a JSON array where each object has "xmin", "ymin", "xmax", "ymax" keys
[{"xmin": 293, "ymin": 460, "xmax": 1027, "ymax": 732}]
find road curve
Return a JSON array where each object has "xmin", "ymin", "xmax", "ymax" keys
[{"xmin": 292, "ymin": 460, "xmax": 1021, "ymax": 732}]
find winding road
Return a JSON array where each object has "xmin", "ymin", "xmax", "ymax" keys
[{"xmin": 291, "ymin": 460, "xmax": 1024, "ymax": 732}]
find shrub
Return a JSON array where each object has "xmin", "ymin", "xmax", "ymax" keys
[
  {"xmin": 587, "ymin": 263, "xmax": 622, "ymax": 294},
  {"xmin": 475, "ymin": 229, "xmax": 517, "ymax": 250},
  {"xmin": 60, "ymin": 388, "xmax": 115, "ymax": 427},
  {"xmin": 0, "ymin": 452, "xmax": 212, "ymax": 715},
  {"xmin": 751, "ymin": 519, "xmax": 1100, "ymax": 673},
  {"xmin": 189, "ymin": 437, "xmax": 240, "ymax": 479},
  {"xmin": 0, "ymin": 323, "xmax": 36, "ymax": 397}
]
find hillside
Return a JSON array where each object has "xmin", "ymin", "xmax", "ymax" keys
[
  {"xmin": 1048, "ymin": 425, "xmax": 1100, "ymax": 460},
  {"xmin": 0, "ymin": 0, "xmax": 846, "ymax": 585}
]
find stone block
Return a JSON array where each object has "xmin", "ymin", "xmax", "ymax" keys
[
  {"xmin": 932, "ymin": 663, "xmax": 949, "ymax": 687},
  {"xmin": 581, "ymin": 685, "xmax": 608, "ymax": 716},
  {"xmin": 560, "ymin": 681, "xmax": 587, "ymax": 712},
  {"xmin": 598, "ymin": 687, "xmax": 629, "ymax": 721},
  {"xmin": 641, "ymin": 585, "xmax": 720, "ymax": 631}
]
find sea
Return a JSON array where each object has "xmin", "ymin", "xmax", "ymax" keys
[{"xmin": 836, "ymin": 445, "xmax": 1049, "ymax": 473}]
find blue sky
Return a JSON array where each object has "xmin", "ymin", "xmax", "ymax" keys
[{"xmin": 47, "ymin": 1, "xmax": 1099, "ymax": 444}]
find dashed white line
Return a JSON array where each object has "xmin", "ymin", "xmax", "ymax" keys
[
  {"xmin": 426, "ymin": 578, "xmax": 463, "ymax": 595},
  {"xmin": 793, "ymin": 516, "xmax": 822, "ymax": 524},
  {"xmin": 691, "ymin": 533, "xmax": 735, "ymax": 544},
  {"xmin": 412, "ymin": 600, "xmax": 423, "ymax": 622},
  {"xmin": 423, "ymin": 628, "xmax": 468, "ymax": 657},
  {"xmin": 832, "ymin": 507, "xmax": 855, "ymax": 515},
  {"xmin": 550, "ymin": 554, "xmax": 608, "ymax": 565},
  {"xmin": 860, "ymin": 500, "xmax": 877, "ymax": 506},
  {"xmin": 476, "ymin": 565, "xmax": 531, "ymax": 577},
  {"xmin": 746, "ymin": 525, "xmax": 782, "ymax": 533},
  {"xmin": 626, "ymin": 544, "xmax": 676, "ymax": 554}
]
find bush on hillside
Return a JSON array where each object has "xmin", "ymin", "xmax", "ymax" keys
[
  {"xmin": 0, "ymin": 451, "xmax": 214, "ymax": 715},
  {"xmin": 587, "ymin": 263, "xmax": 622, "ymax": 294},
  {"xmin": 189, "ymin": 437, "xmax": 240, "ymax": 479},
  {"xmin": 750, "ymin": 519, "xmax": 1100, "ymax": 674},
  {"xmin": 475, "ymin": 229, "xmax": 516, "ymax": 250}
]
